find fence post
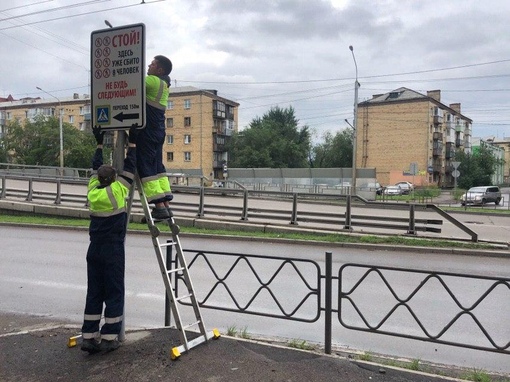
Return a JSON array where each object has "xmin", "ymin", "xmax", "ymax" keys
[
  {"xmin": 325, "ymin": 251, "xmax": 332, "ymax": 355},
  {"xmin": 197, "ymin": 187, "xmax": 205, "ymax": 217},
  {"xmin": 26, "ymin": 178, "xmax": 33, "ymax": 201},
  {"xmin": 0, "ymin": 175, "xmax": 6, "ymax": 199},
  {"xmin": 241, "ymin": 189, "xmax": 249, "ymax": 221},
  {"xmin": 407, "ymin": 203, "xmax": 416, "ymax": 235},
  {"xmin": 54, "ymin": 178, "xmax": 62, "ymax": 205},
  {"xmin": 343, "ymin": 195, "xmax": 352, "ymax": 230},
  {"xmin": 290, "ymin": 193, "xmax": 298, "ymax": 225}
]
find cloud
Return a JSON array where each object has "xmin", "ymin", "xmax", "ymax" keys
[{"xmin": 1, "ymin": 0, "xmax": 510, "ymax": 138}]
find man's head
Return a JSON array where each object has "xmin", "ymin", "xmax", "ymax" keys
[
  {"xmin": 97, "ymin": 165, "xmax": 117, "ymax": 186},
  {"xmin": 148, "ymin": 55, "xmax": 172, "ymax": 76}
]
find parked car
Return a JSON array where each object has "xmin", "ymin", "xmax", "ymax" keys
[
  {"xmin": 395, "ymin": 181, "xmax": 414, "ymax": 195},
  {"xmin": 359, "ymin": 182, "xmax": 384, "ymax": 195},
  {"xmin": 383, "ymin": 185, "xmax": 402, "ymax": 196},
  {"xmin": 461, "ymin": 186, "xmax": 502, "ymax": 206}
]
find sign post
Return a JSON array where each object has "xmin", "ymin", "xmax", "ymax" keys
[{"xmin": 90, "ymin": 23, "xmax": 146, "ymax": 131}]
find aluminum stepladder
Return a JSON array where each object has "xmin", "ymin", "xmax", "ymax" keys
[{"xmin": 129, "ymin": 174, "xmax": 220, "ymax": 359}]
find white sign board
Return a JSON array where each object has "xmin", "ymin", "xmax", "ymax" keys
[{"xmin": 90, "ymin": 23, "xmax": 146, "ymax": 130}]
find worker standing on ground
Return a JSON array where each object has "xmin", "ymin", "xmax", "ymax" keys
[
  {"xmin": 136, "ymin": 54, "xmax": 173, "ymax": 220},
  {"xmin": 81, "ymin": 126, "xmax": 138, "ymax": 354}
]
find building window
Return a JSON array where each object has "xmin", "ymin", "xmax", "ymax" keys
[
  {"xmin": 167, "ymin": 135, "xmax": 173, "ymax": 144},
  {"xmin": 184, "ymin": 117, "xmax": 191, "ymax": 127},
  {"xmin": 79, "ymin": 122, "xmax": 86, "ymax": 130},
  {"xmin": 184, "ymin": 152, "xmax": 191, "ymax": 161},
  {"xmin": 184, "ymin": 99, "xmax": 191, "ymax": 109},
  {"xmin": 167, "ymin": 152, "xmax": 174, "ymax": 161},
  {"xmin": 69, "ymin": 115, "xmax": 74, "ymax": 123},
  {"xmin": 6, "ymin": 112, "xmax": 11, "ymax": 120},
  {"xmin": 184, "ymin": 134, "xmax": 191, "ymax": 144},
  {"xmin": 167, "ymin": 100, "xmax": 174, "ymax": 109},
  {"xmin": 79, "ymin": 105, "xmax": 90, "ymax": 115},
  {"xmin": 166, "ymin": 117, "xmax": 173, "ymax": 127}
]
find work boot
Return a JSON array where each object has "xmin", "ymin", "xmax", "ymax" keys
[
  {"xmin": 81, "ymin": 338, "xmax": 101, "ymax": 354},
  {"xmin": 151, "ymin": 207, "xmax": 170, "ymax": 220},
  {"xmin": 101, "ymin": 339, "xmax": 120, "ymax": 352}
]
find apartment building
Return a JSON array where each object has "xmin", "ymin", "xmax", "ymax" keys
[
  {"xmin": 356, "ymin": 87, "xmax": 472, "ymax": 187},
  {"xmin": 1, "ymin": 87, "xmax": 239, "ymax": 179},
  {"xmin": 0, "ymin": 93, "xmax": 91, "ymax": 139},
  {"xmin": 165, "ymin": 86, "xmax": 239, "ymax": 179},
  {"xmin": 485, "ymin": 136, "xmax": 510, "ymax": 183}
]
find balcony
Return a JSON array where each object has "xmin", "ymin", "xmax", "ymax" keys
[
  {"xmin": 455, "ymin": 123, "xmax": 463, "ymax": 132},
  {"xmin": 456, "ymin": 139, "xmax": 462, "ymax": 147},
  {"xmin": 433, "ymin": 115, "xmax": 443, "ymax": 124},
  {"xmin": 433, "ymin": 164, "xmax": 442, "ymax": 173},
  {"xmin": 433, "ymin": 132, "xmax": 443, "ymax": 140},
  {"xmin": 433, "ymin": 148, "xmax": 443, "ymax": 156}
]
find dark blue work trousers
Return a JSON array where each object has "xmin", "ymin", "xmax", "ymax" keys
[{"xmin": 82, "ymin": 239, "xmax": 125, "ymax": 340}]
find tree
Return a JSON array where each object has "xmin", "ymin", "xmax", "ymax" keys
[
  {"xmin": 228, "ymin": 106, "xmax": 311, "ymax": 168},
  {"xmin": 0, "ymin": 115, "xmax": 98, "ymax": 168},
  {"xmin": 311, "ymin": 128, "xmax": 353, "ymax": 168},
  {"xmin": 455, "ymin": 145, "xmax": 498, "ymax": 189}
]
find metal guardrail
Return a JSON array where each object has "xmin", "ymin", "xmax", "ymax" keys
[
  {"xmin": 0, "ymin": 173, "xmax": 480, "ymax": 241},
  {"xmin": 172, "ymin": 249, "xmax": 510, "ymax": 356}
]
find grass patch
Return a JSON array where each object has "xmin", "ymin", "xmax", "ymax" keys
[
  {"xmin": 226, "ymin": 325, "xmax": 237, "ymax": 337},
  {"xmin": 239, "ymin": 326, "xmax": 250, "ymax": 339},
  {"xmin": 463, "ymin": 368, "xmax": 492, "ymax": 382},
  {"xmin": 358, "ymin": 351, "xmax": 373, "ymax": 361},
  {"xmin": 287, "ymin": 339, "xmax": 315, "ymax": 351},
  {"xmin": 0, "ymin": 212, "xmax": 500, "ymax": 251}
]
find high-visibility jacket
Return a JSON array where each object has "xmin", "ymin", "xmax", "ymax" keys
[
  {"xmin": 137, "ymin": 75, "xmax": 171, "ymax": 203},
  {"xmin": 87, "ymin": 147, "xmax": 135, "ymax": 241}
]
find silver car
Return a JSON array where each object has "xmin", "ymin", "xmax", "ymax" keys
[{"xmin": 461, "ymin": 186, "xmax": 502, "ymax": 206}]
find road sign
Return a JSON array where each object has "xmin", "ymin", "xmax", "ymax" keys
[
  {"xmin": 90, "ymin": 23, "xmax": 146, "ymax": 130},
  {"xmin": 452, "ymin": 161, "xmax": 461, "ymax": 169},
  {"xmin": 410, "ymin": 162, "xmax": 418, "ymax": 175},
  {"xmin": 452, "ymin": 170, "xmax": 460, "ymax": 178}
]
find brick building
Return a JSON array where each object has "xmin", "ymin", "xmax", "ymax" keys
[
  {"xmin": 165, "ymin": 86, "xmax": 239, "ymax": 179},
  {"xmin": 356, "ymin": 87, "xmax": 472, "ymax": 187}
]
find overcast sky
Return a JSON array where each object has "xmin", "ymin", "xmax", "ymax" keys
[{"xmin": 1, "ymin": 0, "xmax": 509, "ymax": 141}]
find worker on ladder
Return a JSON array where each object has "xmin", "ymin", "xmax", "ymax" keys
[
  {"xmin": 135, "ymin": 54, "xmax": 173, "ymax": 220},
  {"xmin": 81, "ymin": 125, "xmax": 138, "ymax": 354}
]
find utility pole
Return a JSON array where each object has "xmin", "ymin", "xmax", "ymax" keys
[
  {"xmin": 349, "ymin": 45, "xmax": 359, "ymax": 196},
  {"xmin": 36, "ymin": 87, "xmax": 64, "ymax": 175}
]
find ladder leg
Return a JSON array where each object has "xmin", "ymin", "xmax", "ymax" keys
[{"xmin": 134, "ymin": 175, "xmax": 219, "ymax": 359}]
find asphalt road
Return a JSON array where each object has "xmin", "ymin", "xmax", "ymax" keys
[{"xmin": 1, "ymin": 225, "xmax": 509, "ymax": 375}]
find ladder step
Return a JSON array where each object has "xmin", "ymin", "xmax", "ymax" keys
[
  {"xmin": 175, "ymin": 293, "xmax": 193, "ymax": 302},
  {"xmin": 159, "ymin": 241, "xmax": 176, "ymax": 247},
  {"xmin": 167, "ymin": 267, "xmax": 185, "ymax": 274},
  {"xmin": 182, "ymin": 320, "xmax": 201, "ymax": 331}
]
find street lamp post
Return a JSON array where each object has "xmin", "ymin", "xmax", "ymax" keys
[
  {"xmin": 349, "ymin": 45, "xmax": 359, "ymax": 196},
  {"xmin": 36, "ymin": 87, "xmax": 64, "ymax": 175}
]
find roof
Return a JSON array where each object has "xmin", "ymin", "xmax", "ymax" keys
[
  {"xmin": 170, "ymin": 86, "xmax": 239, "ymax": 106},
  {"xmin": 359, "ymin": 87, "xmax": 472, "ymax": 122}
]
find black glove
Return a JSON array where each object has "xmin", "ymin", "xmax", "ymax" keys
[
  {"xmin": 92, "ymin": 126, "xmax": 104, "ymax": 145},
  {"xmin": 128, "ymin": 126, "xmax": 139, "ymax": 144}
]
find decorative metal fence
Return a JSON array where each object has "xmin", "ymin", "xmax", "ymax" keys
[{"xmin": 171, "ymin": 249, "xmax": 510, "ymax": 356}]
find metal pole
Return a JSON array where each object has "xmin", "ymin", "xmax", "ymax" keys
[
  {"xmin": 349, "ymin": 46, "xmax": 359, "ymax": 197},
  {"xmin": 324, "ymin": 251, "xmax": 332, "ymax": 355},
  {"xmin": 59, "ymin": 108, "xmax": 64, "ymax": 175}
]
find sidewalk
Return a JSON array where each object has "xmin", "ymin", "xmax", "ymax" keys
[{"xmin": 0, "ymin": 313, "xmax": 464, "ymax": 382}]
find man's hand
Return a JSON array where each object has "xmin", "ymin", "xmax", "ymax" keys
[
  {"xmin": 128, "ymin": 126, "xmax": 139, "ymax": 144},
  {"xmin": 92, "ymin": 126, "xmax": 104, "ymax": 145}
]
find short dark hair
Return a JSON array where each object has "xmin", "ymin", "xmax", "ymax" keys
[
  {"xmin": 97, "ymin": 165, "xmax": 117, "ymax": 186},
  {"xmin": 154, "ymin": 55, "xmax": 172, "ymax": 75}
]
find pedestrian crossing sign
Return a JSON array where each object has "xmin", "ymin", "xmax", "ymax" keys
[{"xmin": 96, "ymin": 106, "xmax": 110, "ymax": 125}]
